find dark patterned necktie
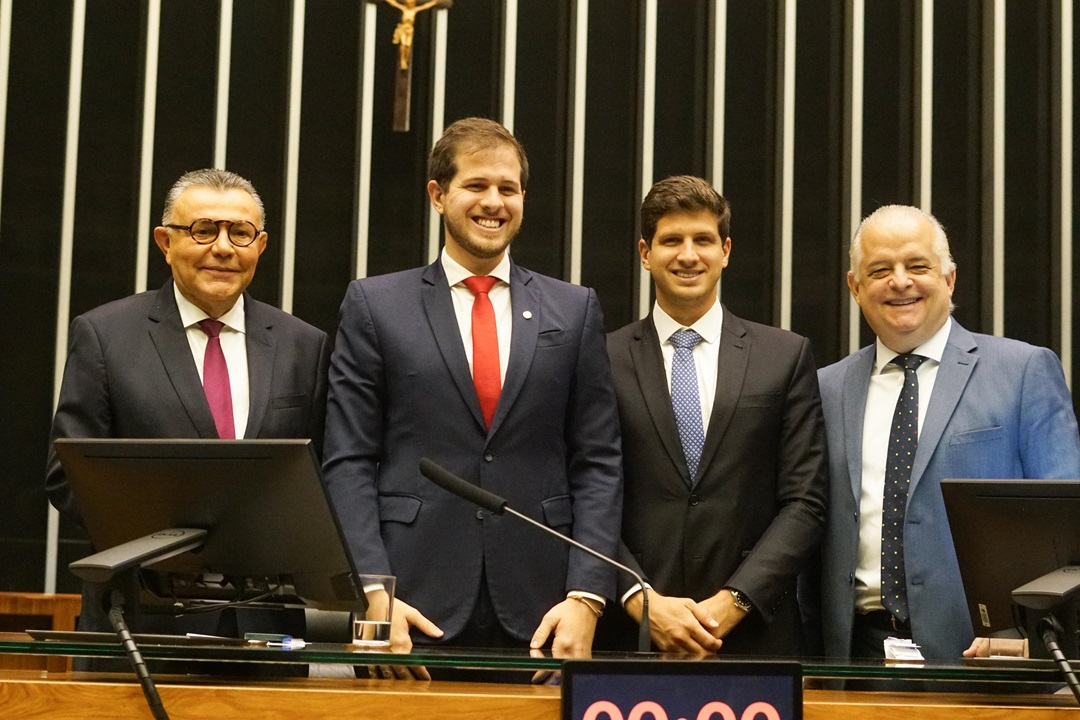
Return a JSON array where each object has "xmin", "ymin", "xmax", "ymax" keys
[
  {"xmin": 669, "ymin": 329, "xmax": 705, "ymax": 484},
  {"xmin": 881, "ymin": 353, "xmax": 927, "ymax": 623}
]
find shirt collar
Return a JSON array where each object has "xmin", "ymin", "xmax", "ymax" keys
[
  {"xmin": 173, "ymin": 283, "xmax": 247, "ymax": 334},
  {"xmin": 652, "ymin": 299, "xmax": 724, "ymax": 346},
  {"xmin": 874, "ymin": 316, "xmax": 951, "ymax": 374},
  {"xmin": 440, "ymin": 247, "xmax": 512, "ymax": 288}
]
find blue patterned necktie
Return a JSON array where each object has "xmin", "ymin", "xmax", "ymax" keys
[
  {"xmin": 881, "ymin": 353, "xmax": 927, "ymax": 623},
  {"xmin": 669, "ymin": 329, "xmax": 705, "ymax": 484}
]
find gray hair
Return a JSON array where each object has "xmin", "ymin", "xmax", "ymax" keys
[
  {"xmin": 161, "ymin": 168, "xmax": 265, "ymax": 229},
  {"xmin": 849, "ymin": 204, "xmax": 955, "ymax": 278}
]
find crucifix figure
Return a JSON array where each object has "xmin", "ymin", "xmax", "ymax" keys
[{"xmin": 369, "ymin": 0, "xmax": 453, "ymax": 132}]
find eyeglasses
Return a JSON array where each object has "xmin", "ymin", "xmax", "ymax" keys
[{"xmin": 164, "ymin": 218, "xmax": 263, "ymax": 247}]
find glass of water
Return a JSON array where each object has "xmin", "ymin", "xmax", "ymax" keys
[{"xmin": 352, "ymin": 574, "xmax": 395, "ymax": 648}]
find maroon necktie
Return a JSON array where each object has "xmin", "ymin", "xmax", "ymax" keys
[
  {"xmin": 462, "ymin": 276, "xmax": 500, "ymax": 429},
  {"xmin": 198, "ymin": 319, "xmax": 235, "ymax": 439}
]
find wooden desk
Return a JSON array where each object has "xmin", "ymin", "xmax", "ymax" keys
[
  {"xmin": 0, "ymin": 671, "xmax": 1076, "ymax": 719},
  {"xmin": 0, "ymin": 593, "xmax": 80, "ymax": 673}
]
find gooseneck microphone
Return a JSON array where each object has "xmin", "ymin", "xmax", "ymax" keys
[{"xmin": 419, "ymin": 458, "xmax": 652, "ymax": 653}]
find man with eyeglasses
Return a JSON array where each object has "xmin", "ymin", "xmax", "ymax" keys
[{"xmin": 45, "ymin": 169, "xmax": 330, "ymax": 666}]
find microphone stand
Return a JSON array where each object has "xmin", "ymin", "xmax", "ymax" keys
[
  {"xmin": 1039, "ymin": 615, "xmax": 1080, "ymax": 703},
  {"xmin": 500, "ymin": 504, "xmax": 652, "ymax": 654},
  {"xmin": 419, "ymin": 458, "xmax": 651, "ymax": 652}
]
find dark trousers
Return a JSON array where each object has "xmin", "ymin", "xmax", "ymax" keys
[{"xmin": 415, "ymin": 571, "xmax": 536, "ymax": 683}]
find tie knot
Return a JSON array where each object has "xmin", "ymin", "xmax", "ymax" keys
[
  {"xmin": 198, "ymin": 319, "xmax": 225, "ymax": 339},
  {"xmin": 891, "ymin": 353, "xmax": 927, "ymax": 373},
  {"xmin": 669, "ymin": 329, "xmax": 703, "ymax": 350},
  {"xmin": 463, "ymin": 275, "xmax": 499, "ymax": 296}
]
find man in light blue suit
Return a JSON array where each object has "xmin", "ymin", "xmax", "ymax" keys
[{"xmin": 809, "ymin": 205, "xmax": 1080, "ymax": 664}]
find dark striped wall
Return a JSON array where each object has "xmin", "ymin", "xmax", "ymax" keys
[{"xmin": 0, "ymin": 0, "xmax": 1075, "ymax": 592}]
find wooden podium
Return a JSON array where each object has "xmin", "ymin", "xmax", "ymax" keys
[{"xmin": 0, "ymin": 593, "xmax": 81, "ymax": 672}]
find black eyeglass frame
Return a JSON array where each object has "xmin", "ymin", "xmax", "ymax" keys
[{"xmin": 163, "ymin": 218, "xmax": 264, "ymax": 247}]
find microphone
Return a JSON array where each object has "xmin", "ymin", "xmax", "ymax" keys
[{"xmin": 419, "ymin": 457, "xmax": 651, "ymax": 653}]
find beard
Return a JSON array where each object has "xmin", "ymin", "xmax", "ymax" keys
[{"xmin": 443, "ymin": 213, "xmax": 519, "ymax": 261}]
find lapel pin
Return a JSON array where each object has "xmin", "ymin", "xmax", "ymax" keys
[{"xmin": 522, "ymin": 310, "xmax": 533, "ymax": 320}]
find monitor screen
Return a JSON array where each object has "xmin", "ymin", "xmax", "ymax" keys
[
  {"xmin": 942, "ymin": 478, "xmax": 1080, "ymax": 657},
  {"xmin": 54, "ymin": 438, "xmax": 364, "ymax": 612}
]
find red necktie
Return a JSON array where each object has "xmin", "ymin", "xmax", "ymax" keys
[
  {"xmin": 463, "ymin": 276, "xmax": 500, "ymax": 428},
  {"xmin": 198, "ymin": 319, "xmax": 235, "ymax": 439}
]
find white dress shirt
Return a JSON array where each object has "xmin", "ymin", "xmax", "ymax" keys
[
  {"xmin": 651, "ymin": 299, "xmax": 724, "ymax": 429},
  {"xmin": 854, "ymin": 317, "xmax": 952, "ymax": 612},
  {"xmin": 621, "ymin": 299, "xmax": 724, "ymax": 605},
  {"xmin": 174, "ymin": 284, "xmax": 250, "ymax": 438},
  {"xmin": 441, "ymin": 248, "xmax": 513, "ymax": 385}
]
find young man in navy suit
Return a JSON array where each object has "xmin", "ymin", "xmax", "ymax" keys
[{"xmin": 322, "ymin": 118, "xmax": 622, "ymax": 675}]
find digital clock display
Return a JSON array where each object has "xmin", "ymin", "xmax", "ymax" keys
[{"xmin": 561, "ymin": 659, "xmax": 801, "ymax": 720}]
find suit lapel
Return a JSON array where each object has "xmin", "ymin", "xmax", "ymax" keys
[
  {"xmin": 696, "ymin": 308, "xmax": 749, "ymax": 483},
  {"xmin": 243, "ymin": 296, "xmax": 274, "ymax": 438},
  {"xmin": 629, "ymin": 316, "xmax": 690, "ymax": 484},
  {"xmin": 909, "ymin": 321, "xmax": 977, "ymax": 493},
  {"xmin": 147, "ymin": 281, "xmax": 218, "ymax": 437},
  {"xmin": 489, "ymin": 262, "xmax": 537, "ymax": 436},
  {"xmin": 843, "ymin": 346, "xmax": 875, "ymax": 502},
  {"xmin": 421, "ymin": 261, "xmax": 487, "ymax": 431}
]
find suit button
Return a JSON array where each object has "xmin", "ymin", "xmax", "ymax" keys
[
  {"xmin": 484, "ymin": 453, "xmax": 494, "ymax": 462},
  {"xmin": 848, "ymin": 573, "xmax": 854, "ymax": 585},
  {"xmin": 475, "ymin": 508, "xmax": 485, "ymax": 520},
  {"xmin": 689, "ymin": 495, "xmax": 700, "ymax": 506}
]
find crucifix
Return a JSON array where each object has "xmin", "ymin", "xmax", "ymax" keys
[{"xmin": 367, "ymin": 0, "xmax": 453, "ymax": 132}]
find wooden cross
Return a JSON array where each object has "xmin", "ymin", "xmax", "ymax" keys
[{"xmin": 367, "ymin": 0, "xmax": 453, "ymax": 132}]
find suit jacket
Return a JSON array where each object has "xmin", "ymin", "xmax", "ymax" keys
[
  {"xmin": 812, "ymin": 320, "xmax": 1080, "ymax": 661},
  {"xmin": 321, "ymin": 260, "xmax": 622, "ymax": 642},
  {"xmin": 604, "ymin": 307, "xmax": 828, "ymax": 655},
  {"xmin": 46, "ymin": 279, "xmax": 331, "ymax": 633}
]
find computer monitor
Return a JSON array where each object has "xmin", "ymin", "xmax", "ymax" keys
[
  {"xmin": 53, "ymin": 438, "xmax": 365, "ymax": 613},
  {"xmin": 942, "ymin": 478, "xmax": 1080, "ymax": 659}
]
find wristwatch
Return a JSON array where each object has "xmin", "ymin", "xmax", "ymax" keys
[{"xmin": 727, "ymin": 588, "xmax": 753, "ymax": 613}]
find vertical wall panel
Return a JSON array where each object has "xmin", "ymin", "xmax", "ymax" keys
[
  {"xmin": 227, "ymin": 0, "xmax": 291, "ymax": 306},
  {"xmin": 69, "ymin": 1, "xmax": 145, "ymax": 319},
  {"xmin": 364, "ymin": 5, "xmax": 434, "ymax": 278},
  {"xmin": 578, "ymin": 1, "xmax": 641, "ymax": 330},
  {"xmin": 0, "ymin": 0, "xmax": 72, "ymax": 592},
  {"xmin": 721, "ymin": 0, "xmax": 776, "ymax": 325},
  {"xmin": 791, "ymin": 0, "xmax": 845, "ymax": 365},
  {"xmin": 292, "ymin": 0, "xmax": 362, "ymax": 333},
  {"xmin": 443, "ymin": 0, "xmax": 501, "ymax": 123},
  {"xmin": 1003, "ymin": 0, "xmax": 1055, "ymax": 349},
  {"xmin": 145, "ymin": 0, "xmax": 219, "ymax": 289},
  {"xmin": 861, "ymin": 1, "xmax": 915, "ymax": 213},
  {"xmin": 509, "ymin": 0, "xmax": 571, "ymax": 280},
  {"xmin": 932, "ymin": 0, "xmax": 983, "ymax": 331},
  {"xmin": 653, "ymin": 0, "xmax": 710, "ymax": 180}
]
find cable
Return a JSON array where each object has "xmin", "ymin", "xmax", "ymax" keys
[
  {"xmin": 108, "ymin": 590, "xmax": 170, "ymax": 720},
  {"xmin": 1038, "ymin": 615, "xmax": 1080, "ymax": 704}
]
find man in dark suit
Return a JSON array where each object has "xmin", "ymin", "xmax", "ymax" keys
[
  {"xmin": 603, "ymin": 176, "xmax": 828, "ymax": 655},
  {"xmin": 322, "ymin": 118, "xmax": 622, "ymax": 670},
  {"xmin": 46, "ymin": 168, "xmax": 330, "ymax": 642},
  {"xmin": 808, "ymin": 205, "xmax": 1080, "ymax": 665}
]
